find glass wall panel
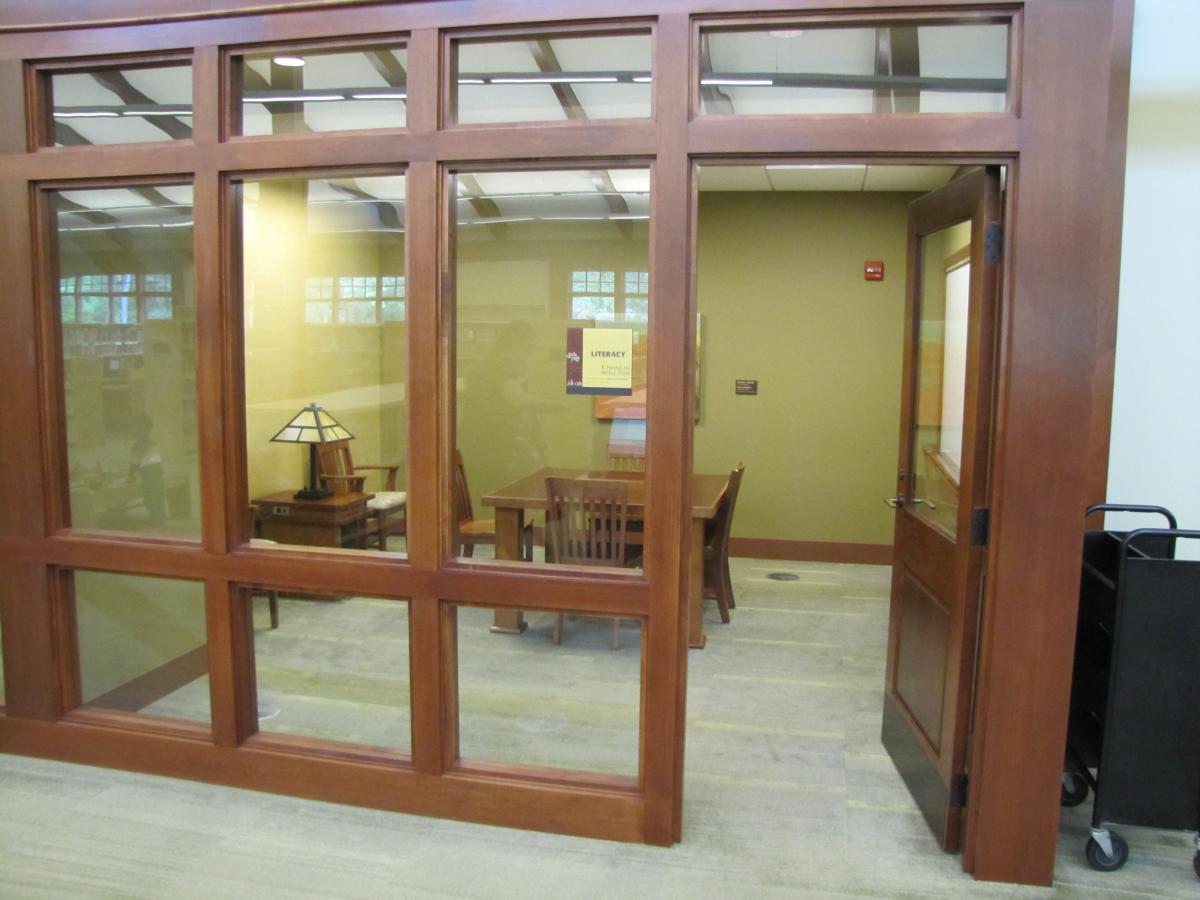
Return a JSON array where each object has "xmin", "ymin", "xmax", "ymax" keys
[
  {"xmin": 241, "ymin": 174, "xmax": 408, "ymax": 555},
  {"xmin": 455, "ymin": 604, "xmax": 641, "ymax": 775},
  {"xmin": 53, "ymin": 185, "xmax": 200, "ymax": 538},
  {"xmin": 47, "ymin": 62, "xmax": 193, "ymax": 146},
  {"xmin": 251, "ymin": 590, "xmax": 410, "ymax": 751},
  {"xmin": 699, "ymin": 22, "xmax": 1010, "ymax": 115},
  {"xmin": 451, "ymin": 167, "xmax": 650, "ymax": 569},
  {"xmin": 74, "ymin": 570, "xmax": 208, "ymax": 724},
  {"xmin": 911, "ymin": 221, "xmax": 972, "ymax": 538},
  {"xmin": 234, "ymin": 44, "xmax": 407, "ymax": 136},
  {"xmin": 0, "ymin": 614, "xmax": 5, "ymax": 708},
  {"xmin": 452, "ymin": 32, "xmax": 652, "ymax": 124}
]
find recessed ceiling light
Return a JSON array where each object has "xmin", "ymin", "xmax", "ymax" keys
[{"xmin": 273, "ymin": 56, "xmax": 306, "ymax": 67}]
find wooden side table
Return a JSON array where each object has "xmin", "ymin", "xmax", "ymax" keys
[{"xmin": 251, "ymin": 491, "xmax": 372, "ymax": 548}]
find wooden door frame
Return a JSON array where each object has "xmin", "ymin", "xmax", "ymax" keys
[{"xmin": 0, "ymin": 0, "xmax": 1135, "ymax": 887}]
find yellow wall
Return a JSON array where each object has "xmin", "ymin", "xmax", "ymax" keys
[
  {"xmin": 694, "ymin": 192, "xmax": 914, "ymax": 546},
  {"xmin": 243, "ymin": 180, "xmax": 408, "ymax": 499},
  {"xmin": 75, "ymin": 571, "xmax": 207, "ymax": 702}
]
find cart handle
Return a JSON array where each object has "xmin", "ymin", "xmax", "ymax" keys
[
  {"xmin": 1086, "ymin": 504, "xmax": 1177, "ymax": 529},
  {"xmin": 1120, "ymin": 527, "xmax": 1200, "ymax": 558}
]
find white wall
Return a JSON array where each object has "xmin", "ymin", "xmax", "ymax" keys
[{"xmin": 1105, "ymin": 0, "xmax": 1200, "ymax": 555}]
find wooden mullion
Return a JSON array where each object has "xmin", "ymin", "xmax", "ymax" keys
[
  {"xmin": 403, "ymin": 28, "xmax": 446, "ymax": 777},
  {"xmin": 640, "ymin": 11, "xmax": 691, "ymax": 846},
  {"xmin": 0, "ymin": 59, "xmax": 27, "ymax": 153},
  {"xmin": 204, "ymin": 580, "xmax": 257, "ymax": 746},
  {"xmin": 0, "ymin": 563, "xmax": 64, "ymax": 720}
]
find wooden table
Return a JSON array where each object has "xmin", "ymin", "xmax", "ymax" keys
[
  {"xmin": 252, "ymin": 490, "xmax": 372, "ymax": 548},
  {"xmin": 481, "ymin": 468, "xmax": 729, "ymax": 649}
]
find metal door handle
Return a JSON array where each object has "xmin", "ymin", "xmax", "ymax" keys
[{"xmin": 884, "ymin": 496, "xmax": 903, "ymax": 508}]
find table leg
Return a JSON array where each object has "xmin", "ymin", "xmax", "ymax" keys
[
  {"xmin": 689, "ymin": 518, "xmax": 706, "ymax": 649},
  {"xmin": 491, "ymin": 506, "xmax": 527, "ymax": 634}
]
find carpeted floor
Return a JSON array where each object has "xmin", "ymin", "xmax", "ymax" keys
[{"xmin": 1, "ymin": 558, "xmax": 1197, "ymax": 898}]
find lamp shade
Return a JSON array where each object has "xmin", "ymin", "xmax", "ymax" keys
[{"xmin": 270, "ymin": 402, "xmax": 354, "ymax": 444}]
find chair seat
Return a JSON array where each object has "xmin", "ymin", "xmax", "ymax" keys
[
  {"xmin": 367, "ymin": 491, "xmax": 407, "ymax": 512},
  {"xmin": 460, "ymin": 518, "xmax": 496, "ymax": 537}
]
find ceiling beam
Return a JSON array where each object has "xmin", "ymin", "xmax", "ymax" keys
[
  {"xmin": 364, "ymin": 48, "xmax": 406, "ymax": 89},
  {"xmin": 327, "ymin": 178, "xmax": 404, "ymax": 231},
  {"xmin": 89, "ymin": 70, "xmax": 192, "ymax": 139},
  {"xmin": 698, "ymin": 35, "xmax": 735, "ymax": 114}
]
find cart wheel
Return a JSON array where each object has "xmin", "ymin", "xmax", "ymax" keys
[
  {"xmin": 1061, "ymin": 772, "xmax": 1089, "ymax": 807},
  {"xmin": 1085, "ymin": 833, "xmax": 1129, "ymax": 872}
]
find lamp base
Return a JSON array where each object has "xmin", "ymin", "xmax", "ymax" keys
[{"xmin": 293, "ymin": 487, "xmax": 333, "ymax": 501}]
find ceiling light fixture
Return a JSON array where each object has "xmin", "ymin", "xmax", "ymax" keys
[
  {"xmin": 764, "ymin": 164, "xmax": 863, "ymax": 171},
  {"xmin": 458, "ymin": 78, "xmax": 486, "ymax": 85},
  {"xmin": 632, "ymin": 75, "xmax": 653, "ymax": 83},
  {"xmin": 490, "ymin": 76, "xmax": 619, "ymax": 84},
  {"xmin": 55, "ymin": 110, "xmax": 120, "ymax": 118},
  {"xmin": 350, "ymin": 92, "xmax": 407, "ymax": 100},
  {"xmin": 767, "ymin": 29, "xmax": 807, "ymax": 39},
  {"xmin": 273, "ymin": 56, "xmax": 306, "ymax": 67},
  {"xmin": 701, "ymin": 77, "xmax": 774, "ymax": 86},
  {"xmin": 257, "ymin": 94, "xmax": 346, "ymax": 103},
  {"xmin": 122, "ymin": 110, "xmax": 193, "ymax": 117}
]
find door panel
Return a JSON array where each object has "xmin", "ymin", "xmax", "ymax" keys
[{"xmin": 883, "ymin": 167, "xmax": 1001, "ymax": 853}]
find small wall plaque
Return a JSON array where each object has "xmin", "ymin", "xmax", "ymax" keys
[{"xmin": 735, "ymin": 379, "xmax": 758, "ymax": 396}]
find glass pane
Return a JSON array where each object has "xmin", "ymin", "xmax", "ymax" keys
[
  {"xmin": 453, "ymin": 32, "xmax": 651, "ymax": 124},
  {"xmin": 0, "ymin": 612, "xmax": 5, "ymax": 707},
  {"xmin": 455, "ymin": 604, "xmax": 641, "ymax": 775},
  {"xmin": 48, "ymin": 63, "xmax": 193, "ymax": 146},
  {"xmin": 911, "ymin": 221, "xmax": 972, "ymax": 537},
  {"xmin": 452, "ymin": 168, "xmax": 650, "ymax": 568},
  {"xmin": 74, "ymin": 571, "xmax": 208, "ymax": 725},
  {"xmin": 251, "ymin": 591, "xmax": 410, "ymax": 751},
  {"xmin": 242, "ymin": 174, "xmax": 408, "ymax": 556},
  {"xmin": 699, "ymin": 22, "xmax": 1009, "ymax": 115},
  {"xmin": 54, "ymin": 185, "xmax": 200, "ymax": 538},
  {"xmin": 235, "ymin": 44, "xmax": 407, "ymax": 136}
]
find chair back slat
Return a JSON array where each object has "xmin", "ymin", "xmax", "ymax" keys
[
  {"xmin": 712, "ymin": 463, "xmax": 745, "ymax": 559},
  {"xmin": 546, "ymin": 477, "xmax": 628, "ymax": 566},
  {"xmin": 451, "ymin": 449, "xmax": 475, "ymax": 528},
  {"xmin": 316, "ymin": 440, "xmax": 354, "ymax": 479}
]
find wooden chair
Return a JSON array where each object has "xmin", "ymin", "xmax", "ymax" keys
[
  {"xmin": 607, "ymin": 452, "xmax": 646, "ymax": 473},
  {"xmin": 703, "ymin": 463, "xmax": 745, "ymax": 624},
  {"xmin": 452, "ymin": 449, "xmax": 532, "ymax": 560},
  {"xmin": 316, "ymin": 439, "xmax": 406, "ymax": 551},
  {"xmin": 545, "ymin": 476, "xmax": 639, "ymax": 650}
]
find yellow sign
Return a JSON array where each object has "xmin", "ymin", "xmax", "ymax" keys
[{"xmin": 566, "ymin": 328, "xmax": 633, "ymax": 395}]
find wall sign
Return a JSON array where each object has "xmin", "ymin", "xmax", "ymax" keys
[
  {"xmin": 566, "ymin": 327, "xmax": 633, "ymax": 395},
  {"xmin": 735, "ymin": 379, "xmax": 758, "ymax": 396}
]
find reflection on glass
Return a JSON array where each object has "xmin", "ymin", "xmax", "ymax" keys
[
  {"xmin": 911, "ymin": 221, "xmax": 972, "ymax": 537},
  {"xmin": 455, "ymin": 605, "xmax": 641, "ymax": 775},
  {"xmin": 54, "ymin": 186, "xmax": 199, "ymax": 538},
  {"xmin": 48, "ymin": 63, "xmax": 193, "ymax": 146},
  {"xmin": 235, "ymin": 44, "xmax": 407, "ymax": 135},
  {"xmin": 0, "ymin": 613, "xmax": 5, "ymax": 707},
  {"xmin": 700, "ymin": 22, "xmax": 1009, "ymax": 115},
  {"xmin": 74, "ymin": 571, "xmax": 208, "ymax": 724},
  {"xmin": 252, "ymin": 592, "xmax": 410, "ymax": 751},
  {"xmin": 453, "ymin": 33, "xmax": 651, "ymax": 124},
  {"xmin": 242, "ymin": 174, "xmax": 408, "ymax": 555},
  {"xmin": 453, "ymin": 168, "xmax": 650, "ymax": 569}
]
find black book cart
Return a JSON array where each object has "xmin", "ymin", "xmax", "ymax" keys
[{"xmin": 1061, "ymin": 504, "xmax": 1200, "ymax": 878}]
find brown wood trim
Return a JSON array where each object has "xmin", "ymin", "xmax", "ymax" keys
[
  {"xmin": 0, "ymin": 714, "xmax": 647, "ymax": 842},
  {"xmin": 639, "ymin": 10, "xmax": 691, "ymax": 847},
  {"xmin": 207, "ymin": 582, "xmax": 257, "ymax": 746},
  {"xmin": 729, "ymin": 538, "xmax": 893, "ymax": 566},
  {"xmin": 86, "ymin": 644, "xmax": 208, "ymax": 712}
]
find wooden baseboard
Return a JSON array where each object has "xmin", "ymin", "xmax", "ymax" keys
[{"xmin": 728, "ymin": 537, "xmax": 893, "ymax": 566}]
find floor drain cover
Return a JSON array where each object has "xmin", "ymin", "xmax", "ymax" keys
[{"xmin": 767, "ymin": 572, "xmax": 800, "ymax": 582}]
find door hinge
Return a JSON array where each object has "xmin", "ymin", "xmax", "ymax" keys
[
  {"xmin": 984, "ymin": 221, "xmax": 1004, "ymax": 264},
  {"xmin": 950, "ymin": 772, "xmax": 970, "ymax": 809},
  {"xmin": 970, "ymin": 507, "xmax": 990, "ymax": 547}
]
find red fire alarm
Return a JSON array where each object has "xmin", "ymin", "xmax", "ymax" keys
[{"xmin": 864, "ymin": 261, "xmax": 884, "ymax": 281}]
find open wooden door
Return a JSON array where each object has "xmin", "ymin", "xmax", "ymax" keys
[{"xmin": 882, "ymin": 167, "xmax": 1001, "ymax": 852}]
